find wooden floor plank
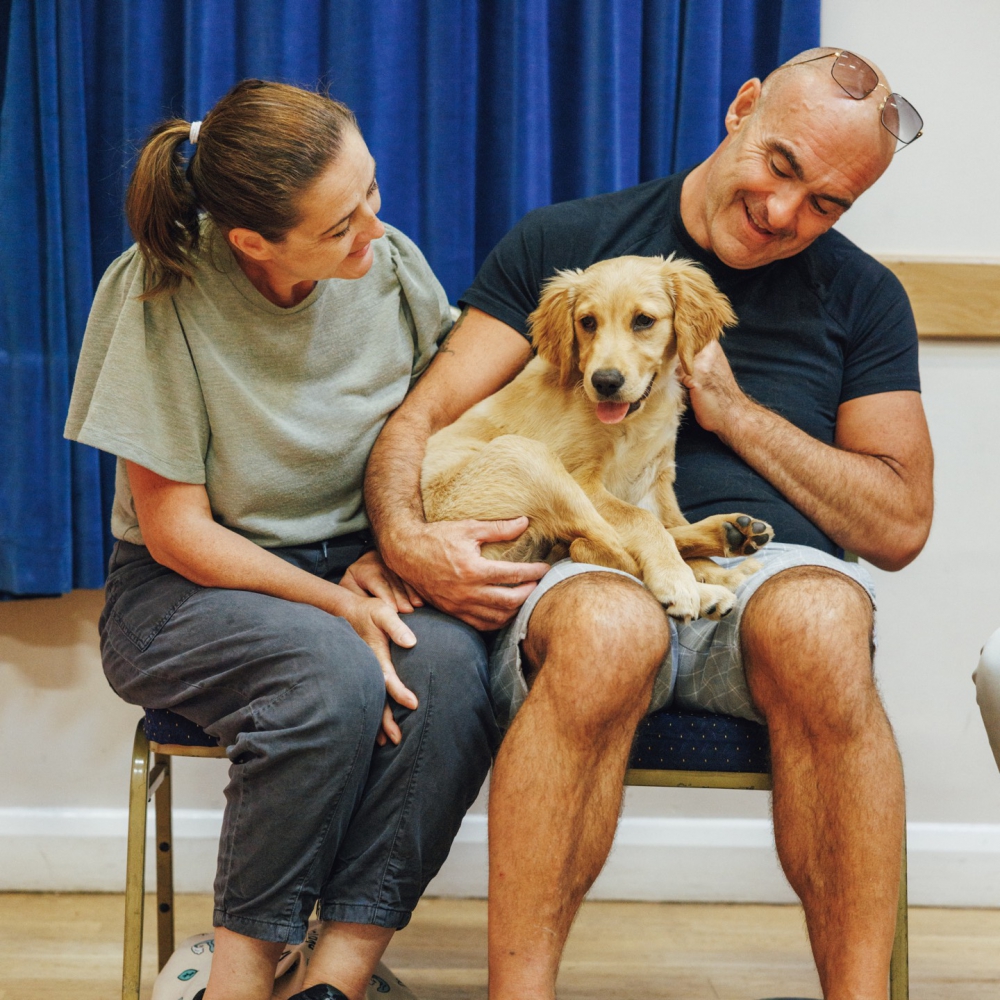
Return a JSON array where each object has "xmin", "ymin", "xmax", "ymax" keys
[{"xmin": 1, "ymin": 893, "xmax": 998, "ymax": 999}]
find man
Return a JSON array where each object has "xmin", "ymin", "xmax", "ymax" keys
[{"xmin": 365, "ymin": 48, "xmax": 933, "ymax": 1000}]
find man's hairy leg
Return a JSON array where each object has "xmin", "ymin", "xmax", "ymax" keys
[
  {"xmin": 488, "ymin": 573, "xmax": 670, "ymax": 1000},
  {"xmin": 743, "ymin": 566, "xmax": 903, "ymax": 1000}
]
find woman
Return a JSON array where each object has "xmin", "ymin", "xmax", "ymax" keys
[{"xmin": 65, "ymin": 80, "xmax": 498, "ymax": 1000}]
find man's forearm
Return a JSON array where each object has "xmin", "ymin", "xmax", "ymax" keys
[
  {"xmin": 718, "ymin": 398, "xmax": 931, "ymax": 570},
  {"xmin": 362, "ymin": 306, "xmax": 542, "ymax": 630},
  {"xmin": 364, "ymin": 401, "xmax": 434, "ymax": 551},
  {"xmin": 366, "ymin": 308, "xmax": 532, "ymax": 547}
]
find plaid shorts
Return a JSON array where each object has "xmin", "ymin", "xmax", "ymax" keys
[{"xmin": 489, "ymin": 542, "xmax": 877, "ymax": 729}]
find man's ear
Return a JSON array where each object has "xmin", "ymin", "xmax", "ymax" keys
[
  {"xmin": 662, "ymin": 258, "xmax": 737, "ymax": 375},
  {"xmin": 528, "ymin": 269, "xmax": 581, "ymax": 387},
  {"xmin": 725, "ymin": 78, "xmax": 762, "ymax": 136},
  {"xmin": 227, "ymin": 227, "xmax": 272, "ymax": 261}
]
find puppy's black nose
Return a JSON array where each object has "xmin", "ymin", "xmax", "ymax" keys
[{"xmin": 591, "ymin": 369, "xmax": 625, "ymax": 397}]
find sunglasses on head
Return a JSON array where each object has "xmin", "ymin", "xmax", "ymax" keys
[{"xmin": 788, "ymin": 49, "xmax": 923, "ymax": 148}]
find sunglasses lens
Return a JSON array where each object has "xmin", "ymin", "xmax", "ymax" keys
[
  {"xmin": 883, "ymin": 94, "xmax": 923, "ymax": 144},
  {"xmin": 832, "ymin": 51, "xmax": 878, "ymax": 99}
]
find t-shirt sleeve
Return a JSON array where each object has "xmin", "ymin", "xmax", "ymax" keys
[
  {"xmin": 459, "ymin": 208, "xmax": 550, "ymax": 339},
  {"xmin": 839, "ymin": 266, "xmax": 921, "ymax": 404},
  {"xmin": 385, "ymin": 227, "xmax": 454, "ymax": 382},
  {"xmin": 63, "ymin": 247, "xmax": 210, "ymax": 483}
]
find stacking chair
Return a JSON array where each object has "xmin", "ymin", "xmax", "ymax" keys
[
  {"xmin": 626, "ymin": 706, "xmax": 909, "ymax": 1000},
  {"xmin": 125, "ymin": 707, "xmax": 909, "ymax": 1000},
  {"xmin": 123, "ymin": 709, "xmax": 227, "ymax": 1000}
]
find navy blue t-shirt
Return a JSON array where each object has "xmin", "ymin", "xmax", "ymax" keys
[{"xmin": 460, "ymin": 170, "xmax": 921, "ymax": 556}]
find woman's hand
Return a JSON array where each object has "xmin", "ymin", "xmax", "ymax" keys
[
  {"xmin": 339, "ymin": 591, "xmax": 419, "ymax": 746},
  {"xmin": 340, "ymin": 549, "xmax": 423, "ymax": 612}
]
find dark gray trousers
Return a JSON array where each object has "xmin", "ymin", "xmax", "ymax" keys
[{"xmin": 101, "ymin": 538, "xmax": 499, "ymax": 943}]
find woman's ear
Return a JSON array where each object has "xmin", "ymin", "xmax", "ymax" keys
[
  {"xmin": 227, "ymin": 227, "xmax": 271, "ymax": 261},
  {"xmin": 528, "ymin": 269, "xmax": 582, "ymax": 386},
  {"xmin": 662, "ymin": 258, "xmax": 737, "ymax": 375}
]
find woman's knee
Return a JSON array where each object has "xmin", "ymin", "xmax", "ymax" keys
[
  {"xmin": 210, "ymin": 608, "xmax": 386, "ymax": 763},
  {"xmin": 382, "ymin": 609, "xmax": 499, "ymax": 790},
  {"xmin": 390, "ymin": 608, "xmax": 498, "ymax": 744},
  {"xmin": 391, "ymin": 608, "xmax": 490, "ymax": 706}
]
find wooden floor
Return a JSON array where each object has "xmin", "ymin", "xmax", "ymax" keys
[{"xmin": 2, "ymin": 893, "xmax": 999, "ymax": 999}]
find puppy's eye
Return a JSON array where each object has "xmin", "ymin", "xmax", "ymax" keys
[
  {"xmin": 633, "ymin": 313, "xmax": 655, "ymax": 331},
  {"xmin": 579, "ymin": 315, "xmax": 597, "ymax": 333}
]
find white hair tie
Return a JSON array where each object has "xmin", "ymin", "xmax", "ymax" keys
[{"xmin": 189, "ymin": 120, "xmax": 202, "ymax": 145}]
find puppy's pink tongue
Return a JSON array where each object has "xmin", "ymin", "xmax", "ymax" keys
[{"xmin": 596, "ymin": 402, "xmax": 630, "ymax": 424}]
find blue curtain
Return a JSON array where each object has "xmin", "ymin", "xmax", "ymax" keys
[{"xmin": 0, "ymin": 0, "xmax": 818, "ymax": 597}]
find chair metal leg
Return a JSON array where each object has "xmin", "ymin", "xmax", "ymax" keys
[
  {"xmin": 123, "ymin": 720, "xmax": 150, "ymax": 1000},
  {"xmin": 889, "ymin": 829, "xmax": 909, "ymax": 1000},
  {"xmin": 153, "ymin": 752, "xmax": 175, "ymax": 969}
]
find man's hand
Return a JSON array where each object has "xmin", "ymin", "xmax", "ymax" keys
[
  {"xmin": 680, "ymin": 340, "xmax": 752, "ymax": 436},
  {"xmin": 381, "ymin": 516, "xmax": 550, "ymax": 631},
  {"xmin": 676, "ymin": 343, "xmax": 933, "ymax": 570}
]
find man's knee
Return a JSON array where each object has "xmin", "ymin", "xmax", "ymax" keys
[
  {"xmin": 523, "ymin": 572, "xmax": 670, "ymax": 721},
  {"xmin": 742, "ymin": 565, "xmax": 876, "ymax": 725}
]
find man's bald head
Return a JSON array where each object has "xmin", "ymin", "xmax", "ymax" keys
[
  {"xmin": 679, "ymin": 46, "xmax": 902, "ymax": 269},
  {"xmin": 757, "ymin": 48, "xmax": 897, "ymax": 176}
]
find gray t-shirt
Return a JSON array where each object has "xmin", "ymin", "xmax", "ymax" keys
[{"xmin": 65, "ymin": 221, "xmax": 451, "ymax": 547}]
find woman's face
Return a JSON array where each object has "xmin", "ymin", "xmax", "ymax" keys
[{"xmin": 248, "ymin": 127, "xmax": 385, "ymax": 283}]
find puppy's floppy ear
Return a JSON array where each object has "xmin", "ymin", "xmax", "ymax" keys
[
  {"xmin": 528, "ymin": 268, "xmax": 581, "ymax": 387},
  {"xmin": 662, "ymin": 257, "xmax": 737, "ymax": 375}
]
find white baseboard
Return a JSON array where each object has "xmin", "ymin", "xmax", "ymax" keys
[{"xmin": 3, "ymin": 808, "xmax": 1000, "ymax": 907}]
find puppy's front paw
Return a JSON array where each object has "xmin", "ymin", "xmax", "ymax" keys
[
  {"xmin": 649, "ymin": 573, "xmax": 702, "ymax": 624},
  {"xmin": 722, "ymin": 515, "xmax": 774, "ymax": 557},
  {"xmin": 696, "ymin": 583, "xmax": 737, "ymax": 620}
]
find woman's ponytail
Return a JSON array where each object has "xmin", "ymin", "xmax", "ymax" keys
[{"xmin": 125, "ymin": 119, "xmax": 201, "ymax": 300}]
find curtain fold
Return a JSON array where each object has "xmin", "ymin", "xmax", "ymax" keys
[{"xmin": 0, "ymin": 0, "xmax": 818, "ymax": 596}]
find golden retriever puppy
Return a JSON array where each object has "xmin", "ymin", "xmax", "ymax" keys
[{"xmin": 421, "ymin": 255, "xmax": 773, "ymax": 621}]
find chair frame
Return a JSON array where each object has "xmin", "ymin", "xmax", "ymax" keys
[
  {"xmin": 623, "ymin": 765, "xmax": 909, "ymax": 1000},
  {"xmin": 124, "ymin": 729, "xmax": 908, "ymax": 1000},
  {"xmin": 124, "ymin": 718, "xmax": 228, "ymax": 1000}
]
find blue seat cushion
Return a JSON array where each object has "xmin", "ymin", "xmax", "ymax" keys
[
  {"xmin": 143, "ymin": 708, "xmax": 219, "ymax": 748},
  {"xmin": 143, "ymin": 707, "xmax": 768, "ymax": 771},
  {"xmin": 629, "ymin": 708, "xmax": 770, "ymax": 773}
]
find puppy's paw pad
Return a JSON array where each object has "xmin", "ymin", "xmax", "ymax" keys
[{"xmin": 723, "ymin": 515, "xmax": 774, "ymax": 556}]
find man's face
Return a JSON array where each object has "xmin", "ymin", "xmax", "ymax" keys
[{"xmin": 698, "ymin": 69, "xmax": 893, "ymax": 269}]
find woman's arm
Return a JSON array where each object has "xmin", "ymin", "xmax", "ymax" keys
[{"xmin": 127, "ymin": 461, "xmax": 417, "ymax": 743}]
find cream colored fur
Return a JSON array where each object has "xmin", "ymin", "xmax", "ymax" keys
[{"xmin": 421, "ymin": 255, "xmax": 773, "ymax": 621}]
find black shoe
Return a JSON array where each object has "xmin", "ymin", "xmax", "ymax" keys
[
  {"xmin": 288, "ymin": 985, "xmax": 352, "ymax": 1000},
  {"xmin": 192, "ymin": 991, "xmax": 205, "ymax": 1000}
]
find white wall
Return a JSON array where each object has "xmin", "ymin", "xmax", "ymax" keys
[
  {"xmin": 821, "ymin": 0, "xmax": 1000, "ymax": 261},
  {"xmin": 3, "ymin": 0, "xmax": 1000, "ymax": 906}
]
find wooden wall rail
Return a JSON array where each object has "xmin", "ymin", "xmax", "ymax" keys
[{"xmin": 882, "ymin": 261, "xmax": 1000, "ymax": 339}]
